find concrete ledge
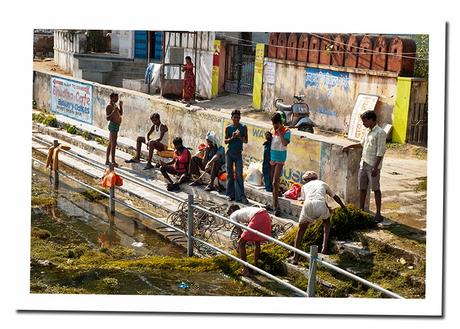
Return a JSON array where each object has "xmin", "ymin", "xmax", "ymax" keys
[
  {"xmin": 32, "ymin": 115, "xmax": 304, "ymax": 221},
  {"xmin": 33, "ymin": 69, "xmax": 364, "ymax": 209}
]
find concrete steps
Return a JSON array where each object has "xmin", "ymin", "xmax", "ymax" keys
[
  {"xmin": 32, "ymin": 113, "xmax": 426, "ymax": 260},
  {"xmin": 31, "ymin": 113, "xmax": 298, "ymax": 220}
]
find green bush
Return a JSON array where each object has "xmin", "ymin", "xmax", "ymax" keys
[
  {"xmin": 66, "ymin": 125, "xmax": 78, "ymax": 134},
  {"xmin": 32, "ymin": 112, "xmax": 58, "ymax": 128}
]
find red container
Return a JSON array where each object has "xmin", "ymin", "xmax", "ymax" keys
[
  {"xmin": 277, "ymin": 33, "xmax": 287, "ymax": 60},
  {"xmin": 357, "ymin": 35, "xmax": 375, "ymax": 69},
  {"xmin": 372, "ymin": 36, "xmax": 391, "ymax": 71},
  {"xmin": 332, "ymin": 34, "xmax": 348, "ymax": 67},
  {"xmin": 308, "ymin": 34, "xmax": 320, "ymax": 64},
  {"xmin": 268, "ymin": 33, "xmax": 278, "ymax": 59},
  {"xmin": 297, "ymin": 33, "xmax": 309, "ymax": 62},
  {"xmin": 319, "ymin": 34, "xmax": 333, "ymax": 65},
  {"xmin": 286, "ymin": 33, "xmax": 298, "ymax": 61},
  {"xmin": 387, "ymin": 37, "xmax": 416, "ymax": 76},
  {"xmin": 344, "ymin": 34, "xmax": 362, "ymax": 68}
]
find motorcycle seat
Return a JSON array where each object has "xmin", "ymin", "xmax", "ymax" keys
[{"xmin": 276, "ymin": 103, "xmax": 292, "ymax": 111}]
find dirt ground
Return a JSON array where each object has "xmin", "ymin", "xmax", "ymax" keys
[
  {"xmin": 372, "ymin": 153, "xmax": 426, "ymax": 231},
  {"xmin": 33, "ymin": 58, "xmax": 72, "ymax": 76}
]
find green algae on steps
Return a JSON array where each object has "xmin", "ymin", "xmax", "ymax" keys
[
  {"xmin": 254, "ymin": 206, "xmax": 425, "ymax": 298},
  {"xmin": 79, "ymin": 188, "xmax": 108, "ymax": 202},
  {"xmin": 258, "ymin": 205, "xmax": 375, "ymax": 275},
  {"xmin": 33, "ymin": 111, "xmax": 107, "ymax": 145},
  {"xmin": 32, "ymin": 178, "xmax": 57, "ymax": 208},
  {"xmin": 31, "ymin": 233, "xmax": 240, "ymax": 276},
  {"xmin": 32, "ymin": 112, "xmax": 58, "ymax": 127},
  {"xmin": 30, "ymin": 232, "xmax": 254, "ymax": 295}
]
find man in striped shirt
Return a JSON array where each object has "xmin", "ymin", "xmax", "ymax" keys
[{"xmin": 343, "ymin": 110, "xmax": 386, "ymax": 223}]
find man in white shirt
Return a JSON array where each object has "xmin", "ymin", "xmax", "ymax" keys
[
  {"xmin": 227, "ymin": 205, "xmax": 272, "ymax": 276},
  {"xmin": 343, "ymin": 110, "xmax": 386, "ymax": 223},
  {"xmin": 289, "ymin": 171, "xmax": 347, "ymax": 265}
]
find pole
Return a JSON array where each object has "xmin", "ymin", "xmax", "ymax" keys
[
  {"xmin": 147, "ymin": 31, "xmax": 151, "ymax": 95},
  {"xmin": 53, "ymin": 140, "xmax": 59, "ymax": 189},
  {"xmin": 187, "ymin": 194, "xmax": 194, "ymax": 256},
  {"xmin": 307, "ymin": 245, "xmax": 318, "ymax": 297},
  {"xmin": 109, "ymin": 163, "xmax": 115, "ymax": 214}
]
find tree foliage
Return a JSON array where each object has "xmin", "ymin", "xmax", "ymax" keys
[{"xmin": 414, "ymin": 34, "xmax": 429, "ymax": 78}]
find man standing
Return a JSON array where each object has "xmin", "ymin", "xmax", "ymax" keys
[
  {"xmin": 343, "ymin": 110, "xmax": 386, "ymax": 222},
  {"xmin": 105, "ymin": 93, "xmax": 123, "ymax": 167},
  {"xmin": 290, "ymin": 171, "xmax": 347, "ymax": 265},
  {"xmin": 224, "ymin": 110, "xmax": 249, "ymax": 204}
]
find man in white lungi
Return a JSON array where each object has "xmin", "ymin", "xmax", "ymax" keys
[{"xmin": 290, "ymin": 171, "xmax": 347, "ymax": 265}]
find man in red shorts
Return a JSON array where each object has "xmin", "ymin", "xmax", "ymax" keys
[{"xmin": 227, "ymin": 205, "xmax": 272, "ymax": 276}]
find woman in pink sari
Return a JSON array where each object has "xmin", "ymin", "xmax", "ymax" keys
[{"xmin": 182, "ymin": 56, "xmax": 196, "ymax": 103}]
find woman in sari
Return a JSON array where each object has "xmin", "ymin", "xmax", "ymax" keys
[{"xmin": 182, "ymin": 56, "xmax": 195, "ymax": 103}]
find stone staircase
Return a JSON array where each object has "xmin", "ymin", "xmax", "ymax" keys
[{"xmin": 74, "ymin": 55, "xmax": 148, "ymax": 88}]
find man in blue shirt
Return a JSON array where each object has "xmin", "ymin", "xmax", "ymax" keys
[{"xmin": 224, "ymin": 110, "xmax": 249, "ymax": 204}]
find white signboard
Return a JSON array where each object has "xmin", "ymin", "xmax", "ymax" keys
[
  {"xmin": 264, "ymin": 61, "xmax": 276, "ymax": 84},
  {"xmin": 50, "ymin": 77, "xmax": 93, "ymax": 124},
  {"xmin": 347, "ymin": 93, "xmax": 379, "ymax": 141}
]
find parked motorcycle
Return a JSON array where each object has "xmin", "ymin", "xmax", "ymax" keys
[{"xmin": 273, "ymin": 95, "xmax": 315, "ymax": 133}]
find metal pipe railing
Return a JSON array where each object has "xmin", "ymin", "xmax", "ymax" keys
[
  {"xmin": 192, "ymin": 204, "xmax": 402, "ymax": 299},
  {"xmin": 32, "ymin": 139, "xmax": 404, "ymax": 299},
  {"xmin": 192, "ymin": 204, "xmax": 313, "ymax": 261},
  {"xmin": 32, "ymin": 135, "xmax": 185, "ymax": 203},
  {"xmin": 32, "ymin": 156, "xmax": 307, "ymax": 297},
  {"xmin": 189, "ymin": 233, "xmax": 309, "ymax": 297}
]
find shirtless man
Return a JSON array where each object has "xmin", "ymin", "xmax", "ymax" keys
[
  {"xmin": 105, "ymin": 93, "xmax": 123, "ymax": 167},
  {"xmin": 125, "ymin": 113, "xmax": 169, "ymax": 169}
]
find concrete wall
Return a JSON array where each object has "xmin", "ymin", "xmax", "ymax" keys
[
  {"xmin": 111, "ymin": 30, "xmax": 134, "ymax": 59},
  {"xmin": 262, "ymin": 58, "xmax": 399, "ymax": 133},
  {"xmin": 33, "ymin": 69, "xmax": 363, "ymax": 206},
  {"xmin": 54, "ymin": 30, "xmax": 85, "ymax": 73}
]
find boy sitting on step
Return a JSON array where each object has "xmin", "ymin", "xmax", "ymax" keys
[{"xmin": 159, "ymin": 137, "xmax": 191, "ymax": 191}]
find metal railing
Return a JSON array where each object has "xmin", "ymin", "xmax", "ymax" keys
[{"xmin": 31, "ymin": 138, "xmax": 403, "ymax": 299}]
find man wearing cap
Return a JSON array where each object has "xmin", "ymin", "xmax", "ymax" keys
[
  {"xmin": 343, "ymin": 110, "xmax": 386, "ymax": 223},
  {"xmin": 289, "ymin": 171, "xmax": 347, "ymax": 265},
  {"xmin": 189, "ymin": 131, "xmax": 226, "ymax": 191}
]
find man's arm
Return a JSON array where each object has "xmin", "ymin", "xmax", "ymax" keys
[
  {"xmin": 224, "ymin": 126, "xmax": 234, "ymax": 144},
  {"xmin": 342, "ymin": 142, "xmax": 362, "ymax": 151},
  {"xmin": 205, "ymin": 152, "xmax": 221, "ymax": 171},
  {"xmin": 371, "ymin": 130, "xmax": 386, "ymax": 176},
  {"xmin": 279, "ymin": 130, "xmax": 290, "ymax": 146},
  {"xmin": 146, "ymin": 125, "xmax": 155, "ymax": 141},
  {"xmin": 242, "ymin": 125, "xmax": 248, "ymax": 144},
  {"xmin": 333, "ymin": 195, "xmax": 347, "ymax": 210},
  {"xmin": 106, "ymin": 105, "xmax": 114, "ymax": 121},
  {"xmin": 118, "ymin": 100, "xmax": 123, "ymax": 116}
]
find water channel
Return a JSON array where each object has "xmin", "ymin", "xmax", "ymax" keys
[{"xmin": 30, "ymin": 163, "xmax": 268, "ymax": 296}]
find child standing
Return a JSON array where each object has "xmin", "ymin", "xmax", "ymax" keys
[
  {"xmin": 263, "ymin": 131, "xmax": 273, "ymax": 192},
  {"xmin": 224, "ymin": 110, "xmax": 249, "ymax": 204},
  {"xmin": 105, "ymin": 93, "xmax": 123, "ymax": 167},
  {"xmin": 270, "ymin": 112, "xmax": 291, "ymax": 216}
]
